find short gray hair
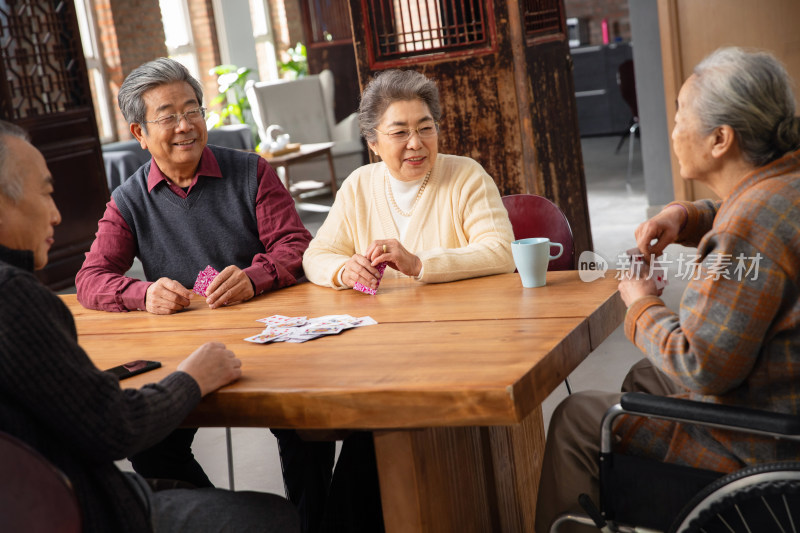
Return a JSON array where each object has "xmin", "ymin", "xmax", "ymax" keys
[
  {"xmin": 118, "ymin": 57, "xmax": 204, "ymax": 133},
  {"xmin": 692, "ymin": 47, "xmax": 800, "ymax": 167},
  {"xmin": 358, "ymin": 69, "xmax": 441, "ymax": 143},
  {"xmin": 0, "ymin": 120, "xmax": 30, "ymax": 203}
]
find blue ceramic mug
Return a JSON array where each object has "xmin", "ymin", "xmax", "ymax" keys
[{"xmin": 511, "ymin": 238, "xmax": 564, "ymax": 288}]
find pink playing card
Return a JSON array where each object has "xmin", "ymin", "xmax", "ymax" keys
[
  {"xmin": 193, "ymin": 265, "xmax": 219, "ymax": 296},
  {"xmin": 353, "ymin": 262, "xmax": 388, "ymax": 295}
]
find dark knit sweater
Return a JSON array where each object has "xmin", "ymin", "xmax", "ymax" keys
[
  {"xmin": 0, "ymin": 245, "xmax": 202, "ymax": 532},
  {"xmin": 112, "ymin": 145, "xmax": 263, "ymax": 288}
]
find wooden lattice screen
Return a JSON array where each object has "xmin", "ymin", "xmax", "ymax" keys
[
  {"xmin": 0, "ymin": 1, "xmax": 90, "ymax": 119},
  {"xmin": 361, "ymin": 0, "xmax": 496, "ymax": 67},
  {"xmin": 523, "ymin": 0, "xmax": 564, "ymax": 40}
]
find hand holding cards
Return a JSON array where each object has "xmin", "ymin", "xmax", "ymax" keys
[
  {"xmin": 354, "ymin": 262, "xmax": 387, "ymax": 295},
  {"xmin": 193, "ymin": 265, "xmax": 219, "ymax": 296},
  {"xmin": 245, "ymin": 314, "xmax": 378, "ymax": 344},
  {"xmin": 625, "ymin": 247, "xmax": 668, "ymax": 291}
]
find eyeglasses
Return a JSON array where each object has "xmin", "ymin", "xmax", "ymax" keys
[
  {"xmin": 374, "ymin": 122, "xmax": 439, "ymax": 143},
  {"xmin": 142, "ymin": 107, "xmax": 206, "ymax": 129}
]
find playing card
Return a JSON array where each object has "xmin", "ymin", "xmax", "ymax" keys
[
  {"xmin": 193, "ymin": 265, "xmax": 219, "ymax": 296},
  {"xmin": 311, "ymin": 315, "xmax": 356, "ymax": 328},
  {"xmin": 298, "ymin": 324, "xmax": 344, "ymax": 336},
  {"xmin": 353, "ymin": 262, "xmax": 388, "ymax": 295},
  {"xmin": 244, "ymin": 329, "xmax": 285, "ymax": 344},
  {"xmin": 256, "ymin": 315, "xmax": 308, "ymax": 327},
  {"xmin": 625, "ymin": 247, "xmax": 668, "ymax": 290},
  {"xmin": 350, "ymin": 316, "xmax": 378, "ymax": 327}
]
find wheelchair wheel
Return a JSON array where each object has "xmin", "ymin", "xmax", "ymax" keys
[{"xmin": 669, "ymin": 462, "xmax": 800, "ymax": 533}]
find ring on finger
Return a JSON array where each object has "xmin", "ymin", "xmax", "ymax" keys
[{"xmin": 382, "ymin": 244, "xmax": 387, "ymax": 253}]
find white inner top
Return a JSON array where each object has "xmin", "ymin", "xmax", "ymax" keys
[{"xmin": 387, "ymin": 172, "xmax": 425, "ymax": 240}]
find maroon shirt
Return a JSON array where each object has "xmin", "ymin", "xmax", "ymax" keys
[{"xmin": 76, "ymin": 147, "xmax": 311, "ymax": 311}]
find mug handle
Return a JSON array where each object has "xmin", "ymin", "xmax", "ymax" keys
[{"xmin": 549, "ymin": 242, "xmax": 564, "ymax": 261}]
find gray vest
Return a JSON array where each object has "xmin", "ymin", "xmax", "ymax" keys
[{"xmin": 113, "ymin": 145, "xmax": 263, "ymax": 288}]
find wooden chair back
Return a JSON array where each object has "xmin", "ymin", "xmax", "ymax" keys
[
  {"xmin": 0, "ymin": 431, "xmax": 81, "ymax": 532},
  {"xmin": 502, "ymin": 194, "xmax": 575, "ymax": 271}
]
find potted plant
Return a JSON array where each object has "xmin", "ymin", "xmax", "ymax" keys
[
  {"xmin": 277, "ymin": 42, "xmax": 308, "ymax": 80},
  {"xmin": 206, "ymin": 64, "xmax": 253, "ymax": 129}
]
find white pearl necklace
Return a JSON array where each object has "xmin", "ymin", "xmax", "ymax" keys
[{"xmin": 385, "ymin": 168, "xmax": 431, "ymax": 217}]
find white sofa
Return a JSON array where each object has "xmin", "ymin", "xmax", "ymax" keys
[{"xmin": 245, "ymin": 70, "xmax": 365, "ymax": 185}]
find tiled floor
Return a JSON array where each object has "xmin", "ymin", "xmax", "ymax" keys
[{"xmin": 82, "ymin": 135, "xmax": 692, "ymax": 496}]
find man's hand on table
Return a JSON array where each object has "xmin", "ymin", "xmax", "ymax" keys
[
  {"xmin": 177, "ymin": 342, "xmax": 242, "ymax": 396},
  {"xmin": 205, "ymin": 265, "xmax": 254, "ymax": 309},
  {"xmin": 145, "ymin": 278, "xmax": 194, "ymax": 315}
]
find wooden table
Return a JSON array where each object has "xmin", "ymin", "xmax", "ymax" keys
[
  {"xmin": 63, "ymin": 272, "xmax": 624, "ymax": 532},
  {"xmin": 260, "ymin": 141, "xmax": 337, "ymax": 197}
]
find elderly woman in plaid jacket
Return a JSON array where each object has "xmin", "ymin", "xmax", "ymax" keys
[{"xmin": 536, "ymin": 46, "xmax": 800, "ymax": 533}]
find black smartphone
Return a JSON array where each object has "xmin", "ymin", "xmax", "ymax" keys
[{"xmin": 105, "ymin": 360, "xmax": 162, "ymax": 380}]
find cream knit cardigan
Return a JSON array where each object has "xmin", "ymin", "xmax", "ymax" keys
[{"xmin": 302, "ymin": 154, "xmax": 516, "ymax": 288}]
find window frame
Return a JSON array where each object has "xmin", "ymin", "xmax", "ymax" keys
[
  {"xmin": 359, "ymin": 0, "xmax": 498, "ymax": 69},
  {"xmin": 74, "ymin": 0, "xmax": 116, "ymax": 142}
]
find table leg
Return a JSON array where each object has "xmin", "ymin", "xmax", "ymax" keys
[
  {"xmin": 374, "ymin": 406, "xmax": 545, "ymax": 532},
  {"xmin": 325, "ymin": 149, "xmax": 337, "ymax": 198}
]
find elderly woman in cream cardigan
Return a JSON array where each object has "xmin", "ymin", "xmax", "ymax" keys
[{"xmin": 302, "ymin": 69, "xmax": 515, "ymax": 290}]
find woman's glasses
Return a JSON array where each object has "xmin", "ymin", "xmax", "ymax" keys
[{"xmin": 374, "ymin": 122, "xmax": 439, "ymax": 143}]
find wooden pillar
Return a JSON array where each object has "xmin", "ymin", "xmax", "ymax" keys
[{"xmin": 347, "ymin": 0, "xmax": 592, "ymax": 260}]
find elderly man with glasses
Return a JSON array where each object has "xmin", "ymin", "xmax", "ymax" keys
[
  {"xmin": 75, "ymin": 57, "xmax": 313, "ymax": 497},
  {"xmin": 77, "ymin": 57, "xmax": 311, "ymax": 315}
]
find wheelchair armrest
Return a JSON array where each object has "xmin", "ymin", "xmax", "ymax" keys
[{"xmin": 620, "ymin": 392, "xmax": 800, "ymax": 437}]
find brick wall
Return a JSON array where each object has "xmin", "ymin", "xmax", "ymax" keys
[
  {"xmin": 564, "ymin": 0, "xmax": 631, "ymax": 46},
  {"xmin": 96, "ymin": 0, "xmax": 167, "ymax": 140},
  {"xmin": 93, "ymin": 0, "xmax": 222, "ymax": 140},
  {"xmin": 187, "ymin": 0, "xmax": 221, "ymax": 108},
  {"xmin": 270, "ymin": 0, "xmax": 307, "ymax": 69}
]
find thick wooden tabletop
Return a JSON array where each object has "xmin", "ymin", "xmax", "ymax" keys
[{"xmin": 63, "ymin": 272, "xmax": 623, "ymax": 430}]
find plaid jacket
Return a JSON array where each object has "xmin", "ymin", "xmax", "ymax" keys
[{"xmin": 620, "ymin": 148, "xmax": 800, "ymax": 472}]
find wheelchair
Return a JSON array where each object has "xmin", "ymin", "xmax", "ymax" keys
[{"xmin": 551, "ymin": 392, "xmax": 800, "ymax": 533}]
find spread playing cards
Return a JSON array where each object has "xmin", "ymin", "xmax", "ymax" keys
[{"xmin": 245, "ymin": 314, "xmax": 378, "ymax": 344}]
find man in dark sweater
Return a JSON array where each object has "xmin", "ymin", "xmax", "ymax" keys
[{"xmin": 0, "ymin": 120, "xmax": 298, "ymax": 531}]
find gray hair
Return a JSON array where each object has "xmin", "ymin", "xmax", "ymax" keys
[
  {"xmin": 118, "ymin": 57, "xmax": 204, "ymax": 133},
  {"xmin": 692, "ymin": 47, "xmax": 800, "ymax": 167},
  {"xmin": 358, "ymin": 69, "xmax": 441, "ymax": 143},
  {"xmin": 0, "ymin": 120, "xmax": 30, "ymax": 203}
]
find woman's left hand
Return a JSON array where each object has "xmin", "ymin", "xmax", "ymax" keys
[
  {"xmin": 366, "ymin": 239, "xmax": 422, "ymax": 277},
  {"xmin": 618, "ymin": 262, "xmax": 662, "ymax": 306}
]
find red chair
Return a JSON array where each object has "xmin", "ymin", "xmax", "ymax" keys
[
  {"xmin": 0, "ymin": 431, "xmax": 81, "ymax": 533},
  {"xmin": 502, "ymin": 194, "xmax": 575, "ymax": 271}
]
